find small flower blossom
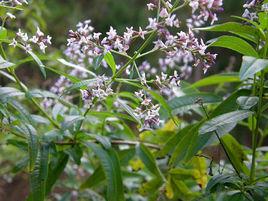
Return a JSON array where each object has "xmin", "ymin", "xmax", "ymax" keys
[
  {"xmin": 147, "ymin": 3, "xmax": 156, "ymax": 11},
  {"xmin": 146, "ymin": 18, "xmax": 158, "ymax": 30},
  {"xmin": 9, "ymin": 38, "xmax": 17, "ymax": 47},
  {"xmin": 134, "ymin": 90, "xmax": 160, "ymax": 130},
  {"xmin": 12, "ymin": 27, "xmax": 51, "ymax": 53},
  {"xmin": 6, "ymin": 12, "xmax": 16, "ymax": 19},
  {"xmin": 188, "ymin": 0, "xmax": 223, "ymax": 27},
  {"xmin": 81, "ymin": 75, "xmax": 114, "ymax": 106},
  {"xmin": 106, "ymin": 26, "xmax": 117, "ymax": 40}
]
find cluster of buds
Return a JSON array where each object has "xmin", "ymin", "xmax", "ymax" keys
[
  {"xmin": 0, "ymin": 0, "xmax": 28, "ymax": 6},
  {"xmin": 134, "ymin": 90, "xmax": 161, "ymax": 130},
  {"xmin": 80, "ymin": 75, "xmax": 114, "ymax": 106},
  {"xmin": 188, "ymin": 0, "xmax": 224, "ymax": 27},
  {"xmin": 10, "ymin": 27, "xmax": 52, "ymax": 53}
]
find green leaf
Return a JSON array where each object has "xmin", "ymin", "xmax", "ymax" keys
[
  {"xmin": 210, "ymin": 89, "xmax": 251, "ymax": 118},
  {"xmin": 64, "ymin": 78, "xmax": 96, "ymax": 92},
  {"xmin": 0, "ymin": 87, "xmax": 24, "ymax": 100},
  {"xmin": 167, "ymin": 93, "xmax": 222, "ymax": 114},
  {"xmin": 0, "ymin": 70, "xmax": 15, "ymax": 82},
  {"xmin": 221, "ymin": 134, "xmax": 249, "ymax": 175},
  {"xmin": 191, "ymin": 73, "xmax": 240, "ymax": 88},
  {"xmin": 65, "ymin": 145, "xmax": 83, "ymax": 165},
  {"xmin": 200, "ymin": 110, "xmax": 253, "ymax": 135},
  {"xmin": 240, "ymin": 56, "xmax": 268, "ymax": 80},
  {"xmin": 206, "ymin": 174, "xmax": 239, "ymax": 193},
  {"xmin": 58, "ymin": 58, "xmax": 96, "ymax": 77},
  {"xmin": 86, "ymin": 143, "xmax": 125, "ymax": 201},
  {"xmin": 196, "ymin": 90, "xmax": 251, "ymax": 149},
  {"xmin": 236, "ymin": 96, "xmax": 259, "ymax": 110},
  {"xmin": 0, "ymin": 55, "xmax": 15, "ymax": 69},
  {"xmin": 136, "ymin": 144, "xmax": 162, "ymax": 178},
  {"xmin": 117, "ymin": 99, "xmax": 141, "ymax": 124},
  {"xmin": 29, "ymin": 144, "xmax": 50, "ymax": 201},
  {"xmin": 258, "ymin": 12, "xmax": 268, "ymax": 30},
  {"xmin": 158, "ymin": 126, "xmax": 191, "ymax": 157},
  {"xmin": 104, "ymin": 52, "xmax": 116, "ymax": 75},
  {"xmin": 46, "ymin": 153, "xmax": 69, "ymax": 195},
  {"xmin": 28, "ymin": 51, "xmax": 46, "ymax": 79},
  {"xmin": 62, "ymin": 115, "xmax": 84, "ymax": 130},
  {"xmin": 93, "ymin": 54, "xmax": 104, "ymax": 70},
  {"xmin": 0, "ymin": 27, "xmax": 7, "ymax": 40},
  {"xmin": 209, "ymin": 36, "xmax": 258, "ymax": 57},
  {"xmin": 23, "ymin": 124, "xmax": 39, "ymax": 171},
  {"xmin": 46, "ymin": 66, "xmax": 80, "ymax": 82},
  {"xmin": 80, "ymin": 166, "xmax": 105, "ymax": 189},
  {"xmin": 197, "ymin": 22, "xmax": 259, "ymax": 43},
  {"xmin": 169, "ymin": 123, "xmax": 202, "ymax": 166}
]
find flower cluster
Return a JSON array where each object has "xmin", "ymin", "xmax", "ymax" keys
[
  {"xmin": 67, "ymin": 20, "xmax": 148, "ymax": 56},
  {"xmin": 242, "ymin": 0, "xmax": 265, "ymax": 21},
  {"xmin": 10, "ymin": 27, "xmax": 52, "ymax": 53},
  {"xmin": 0, "ymin": 0, "xmax": 28, "ymax": 6},
  {"xmin": 155, "ymin": 29, "xmax": 217, "ymax": 75},
  {"xmin": 80, "ymin": 75, "xmax": 114, "ymax": 106},
  {"xmin": 155, "ymin": 71, "xmax": 181, "ymax": 96},
  {"xmin": 134, "ymin": 90, "xmax": 160, "ymax": 130},
  {"xmin": 59, "ymin": 0, "xmax": 220, "ymax": 128},
  {"xmin": 188, "ymin": 0, "xmax": 224, "ymax": 27}
]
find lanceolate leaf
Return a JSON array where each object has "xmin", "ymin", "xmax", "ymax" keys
[
  {"xmin": 199, "ymin": 110, "xmax": 253, "ymax": 135},
  {"xmin": 80, "ymin": 166, "xmax": 105, "ymax": 189},
  {"xmin": 104, "ymin": 52, "xmax": 116, "ymax": 75},
  {"xmin": 28, "ymin": 51, "xmax": 47, "ymax": 79},
  {"xmin": 58, "ymin": 58, "xmax": 96, "ymax": 77},
  {"xmin": 191, "ymin": 73, "xmax": 240, "ymax": 88},
  {"xmin": 240, "ymin": 56, "xmax": 268, "ymax": 80},
  {"xmin": 197, "ymin": 22, "xmax": 259, "ymax": 43},
  {"xmin": 0, "ymin": 55, "xmax": 15, "ymax": 69},
  {"xmin": 158, "ymin": 126, "xmax": 192, "ymax": 157},
  {"xmin": 209, "ymin": 36, "xmax": 258, "ymax": 57},
  {"xmin": 236, "ymin": 96, "xmax": 259, "ymax": 110},
  {"xmin": 46, "ymin": 153, "xmax": 69, "ymax": 195},
  {"xmin": 117, "ymin": 99, "xmax": 141, "ymax": 124},
  {"xmin": 169, "ymin": 123, "xmax": 202, "ymax": 166},
  {"xmin": 24, "ymin": 124, "xmax": 39, "ymax": 171},
  {"xmin": 0, "ymin": 27, "xmax": 7, "ymax": 40},
  {"xmin": 29, "ymin": 144, "xmax": 50, "ymax": 201},
  {"xmin": 136, "ymin": 144, "xmax": 162, "ymax": 178},
  {"xmin": 86, "ymin": 142, "xmax": 125, "ymax": 201},
  {"xmin": 0, "ymin": 87, "xmax": 24, "ymax": 100},
  {"xmin": 210, "ymin": 89, "xmax": 251, "ymax": 118},
  {"xmin": 167, "ymin": 93, "xmax": 222, "ymax": 115},
  {"xmin": 196, "ymin": 90, "xmax": 251, "ymax": 149},
  {"xmin": 221, "ymin": 134, "xmax": 249, "ymax": 175}
]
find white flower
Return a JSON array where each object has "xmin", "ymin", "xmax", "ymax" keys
[
  {"xmin": 106, "ymin": 26, "xmax": 117, "ymax": 40},
  {"xmin": 147, "ymin": 3, "xmax": 156, "ymax": 11},
  {"xmin": 9, "ymin": 38, "xmax": 17, "ymax": 47},
  {"xmin": 159, "ymin": 8, "xmax": 169, "ymax": 18},
  {"xmin": 138, "ymin": 27, "xmax": 147, "ymax": 39},
  {"xmin": 6, "ymin": 12, "xmax": 16, "ymax": 19},
  {"xmin": 146, "ymin": 18, "xmax": 158, "ymax": 30}
]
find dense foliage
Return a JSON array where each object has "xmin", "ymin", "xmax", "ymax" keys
[{"xmin": 0, "ymin": 0, "xmax": 268, "ymax": 200}]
